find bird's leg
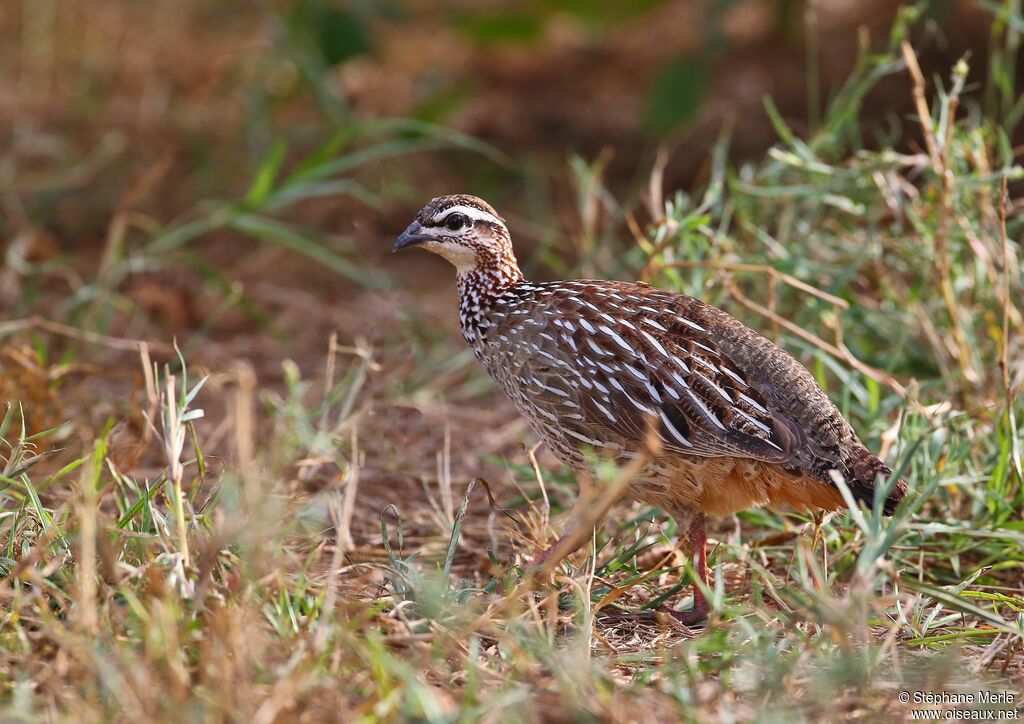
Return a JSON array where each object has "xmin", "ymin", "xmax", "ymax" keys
[{"xmin": 657, "ymin": 511, "xmax": 710, "ymax": 626}]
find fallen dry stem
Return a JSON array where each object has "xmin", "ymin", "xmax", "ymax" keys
[
  {"xmin": 531, "ymin": 451, "xmax": 651, "ymax": 578},
  {"xmin": 660, "ymin": 260, "xmax": 850, "ymax": 309},
  {"xmin": 901, "ymin": 42, "xmax": 943, "ymax": 175},
  {"xmin": 0, "ymin": 316, "xmax": 174, "ymax": 354}
]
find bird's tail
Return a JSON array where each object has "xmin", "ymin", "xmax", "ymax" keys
[{"xmin": 842, "ymin": 443, "xmax": 907, "ymax": 515}]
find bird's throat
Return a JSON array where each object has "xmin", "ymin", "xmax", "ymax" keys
[{"xmin": 457, "ymin": 260, "xmax": 523, "ymax": 343}]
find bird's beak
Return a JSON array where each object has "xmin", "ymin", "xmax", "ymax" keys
[{"xmin": 393, "ymin": 221, "xmax": 431, "ymax": 252}]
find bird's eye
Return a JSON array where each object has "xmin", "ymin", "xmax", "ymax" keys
[{"xmin": 445, "ymin": 213, "xmax": 467, "ymax": 231}]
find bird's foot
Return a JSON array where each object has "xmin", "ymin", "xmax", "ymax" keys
[
  {"xmin": 597, "ymin": 600, "xmax": 709, "ymax": 627},
  {"xmin": 653, "ymin": 603, "xmax": 708, "ymax": 627}
]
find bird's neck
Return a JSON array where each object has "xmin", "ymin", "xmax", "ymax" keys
[{"xmin": 457, "ymin": 255, "xmax": 523, "ymax": 343}]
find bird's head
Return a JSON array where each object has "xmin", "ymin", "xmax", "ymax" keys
[{"xmin": 393, "ymin": 194, "xmax": 518, "ymax": 276}]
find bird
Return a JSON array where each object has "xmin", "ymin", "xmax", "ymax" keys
[{"xmin": 394, "ymin": 194, "xmax": 907, "ymax": 625}]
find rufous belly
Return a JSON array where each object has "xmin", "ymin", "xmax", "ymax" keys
[{"xmin": 631, "ymin": 456, "xmax": 846, "ymax": 516}]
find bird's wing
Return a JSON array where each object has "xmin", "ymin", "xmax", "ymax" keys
[{"xmin": 540, "ymin": 281, "xmax": 804, "ymax": 463}]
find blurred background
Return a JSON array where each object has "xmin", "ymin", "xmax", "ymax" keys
[{"xmin": 1, "ymin": 2, "xmax": 1023, "ymax": 719}]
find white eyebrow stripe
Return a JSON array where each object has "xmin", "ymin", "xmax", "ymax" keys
[{"xmin": 431, "ymin": 204, "xmax": 504, "ymax": 226}]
